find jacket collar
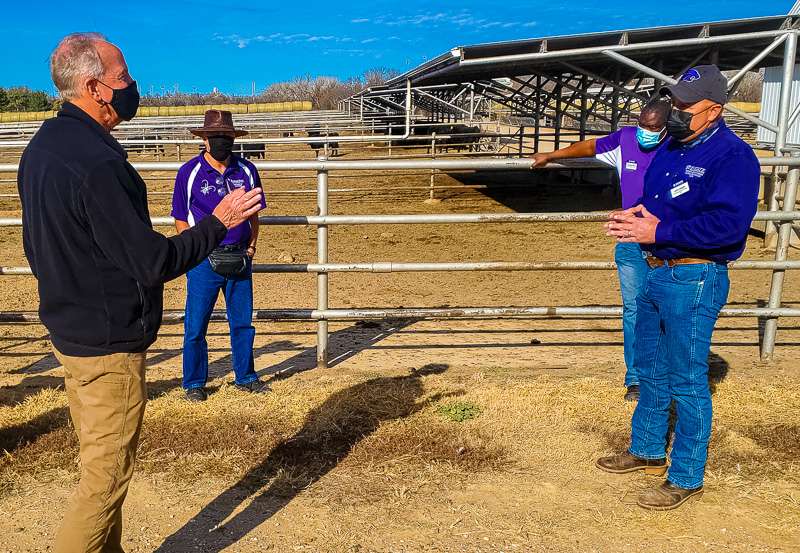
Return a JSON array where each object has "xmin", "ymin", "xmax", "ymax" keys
[
  {"xmin": 58, "ymin": 102, "xmax": 128, "ymax": 159},
  {"xmin": 682, "ymin": 120, "xmax": 725, "ymax": 149}
]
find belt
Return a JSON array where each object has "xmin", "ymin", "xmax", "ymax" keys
[
  {"xmin": 214, "ymin": 243, "xmax": 246, "ymax": 253},
  {"xmin": 645, "ymin": 256, "xmax": 715, "ymax": 269}
]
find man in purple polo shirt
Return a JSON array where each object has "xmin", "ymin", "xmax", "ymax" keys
[
  {"xmin": 533, "ymin": 98, "xmax": 671, "ymax": 401},
  {"xmin": 172, "ymin": 110, "xmax": 267, "ymax": 401}
]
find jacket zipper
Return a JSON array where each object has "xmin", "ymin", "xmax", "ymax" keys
[{"xmin": 136, "ymin": 282, "xmax": 148, "ymax": 337}]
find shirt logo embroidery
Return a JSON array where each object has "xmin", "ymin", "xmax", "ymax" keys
[
  {"xmin": 681, "ymin": 69, "xmax": 701, "ymax": 82},
  {"xmin": 625, "ymin": 160, "xmax": 638, "ymax": 171},
  {"xmin": 685, "ymin": 165, "xmax": 706, "ymax": 178},
  {"xmin": 227, "ymin": 178, "xmax": 245, "ymax": 188},
  {"xmin": 200, "ymin": 180, "xmax": 214, "ymax": 196},
  {"xmin": 217, "ymin": 187, "xmax": 227, "ymax": 197}
]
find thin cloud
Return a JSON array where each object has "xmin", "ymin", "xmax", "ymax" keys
[
  {"xmin": 351, "ymin": 10, "xmax": 537, "ymax": 33},
  {"xmin": 323, "ymin": 48, "xmax": 368, "ymax": 57},
  {"xmin": 214, "ymin": 32, "xmax": 365, "ymax": 48}
]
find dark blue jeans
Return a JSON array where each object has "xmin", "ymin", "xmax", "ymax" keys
[
  {"xmin": 182, "ymin": 258, "xmax": 258, "ymax": 390},
  {"xmin": 629, "ymin": 262, "xmax": 729, "ymax": 489},
  {"xmin": 615, "ymin": 242, "xmax": 649, "ymax": 387}
]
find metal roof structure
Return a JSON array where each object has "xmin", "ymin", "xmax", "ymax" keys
[
  {"xmin": 342, "ymin": 15, "xmax": 800, "ymax": 152},
  {"xmin": 386, "ymin": 15, "xmax": 797, "ymax": 86}
]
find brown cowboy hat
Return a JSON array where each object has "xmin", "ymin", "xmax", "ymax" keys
[{"xmin": 190, "ymin": 109, "xmax": 248, "ymax": 137}]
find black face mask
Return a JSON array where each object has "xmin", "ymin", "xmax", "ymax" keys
[
  {"xmin": 98, "ymin": 80, "xmax": 140, "ymax": 121},
  {"xmin": 665, "ymin": 108, "xmax": 695, "ymax": 141},
  {"xmin": 207, "ymin": 135, "xmax": 234, "ymax": 162},
  {"xmin": 666, "ymin": 105, "xmax": 715, "ymax": 141}
]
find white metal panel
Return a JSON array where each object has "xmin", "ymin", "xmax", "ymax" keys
[{"xmin": 758, "ymin": 64, "xmax": 800, "ymax": 146}]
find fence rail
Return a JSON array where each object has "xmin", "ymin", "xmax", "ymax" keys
[{"xmin": 2, "ymin": 306, "xmax": 800, "ymax": 324}]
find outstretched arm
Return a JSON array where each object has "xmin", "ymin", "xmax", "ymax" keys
[{"xmin": 532, "ymin": 138, "xmax": 597, "ymax": 167}]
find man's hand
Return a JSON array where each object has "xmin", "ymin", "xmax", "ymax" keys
[
  {"xmin": 604, "ymin": 204, "xmax": 660, "ymax": 244},
  {"xmin": 212, "ymin": 188, "xmax": 264, "ymax": 229},
  {"xmin": 532, "ymin": 153, "xmax": 551, "ymax": 167}
]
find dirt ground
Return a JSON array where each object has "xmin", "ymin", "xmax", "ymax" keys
[{"xmin": 0, "ymin": 136, "xmax": 799, "ymax": 552}]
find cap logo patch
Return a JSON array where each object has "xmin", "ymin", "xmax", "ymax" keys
[{"xmin": 681, "ymin": 69, "xmax": 701, "ymax": 82}]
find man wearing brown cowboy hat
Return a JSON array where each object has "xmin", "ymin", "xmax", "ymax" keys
[{"xmin": 171, "ymin": 110, "xmax": 268, "ymax": 401}]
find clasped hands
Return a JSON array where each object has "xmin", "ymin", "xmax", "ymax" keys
[{"xmin": 604, "ymin": 205, "xmax": 660, "ymax": 244}]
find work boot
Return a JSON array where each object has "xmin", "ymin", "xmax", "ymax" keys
[
  {"xmin": 234, "ymin": 380, "xmax": 271, "ymax": 394},
  {"xmin": 185, "ymin": 387, "xmax": 208, "ymax": 402},
  {"xmin": 624, "ymin": 385, "xmax": 640, "ymax": 402},
  {"xmin": 596, "ymin": 451, "xmax": 667, "ymax": 475},
  {"xmin": 637, "ymin": 481, "xmax": 703, "ymax": 510}
]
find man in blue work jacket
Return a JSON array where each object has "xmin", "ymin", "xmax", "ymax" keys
[{"xmin": 595, "ymin": 65, "xmax": 760, "ymax": 510}]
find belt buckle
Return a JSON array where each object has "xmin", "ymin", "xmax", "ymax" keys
[{"xmin": 644, "ymin": 253, "xmax": 664, "ymax": 268}]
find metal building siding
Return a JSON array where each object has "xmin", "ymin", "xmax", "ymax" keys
[{"xmin": 758, "ymin": 65, "xmax": 800, "ymax": 146}]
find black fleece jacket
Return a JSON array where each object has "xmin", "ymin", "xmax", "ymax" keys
[{"xmin": 18, "ymin": 102, "xmax": 228, "ymax": 356}]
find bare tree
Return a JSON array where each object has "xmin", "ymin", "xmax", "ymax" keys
[
  {"xmin": 727, "ymin": 70, "xmax": 763, "ymax": 103},
  {"xmin": 138, "ymin": 68, "xmax": 399, "ymax": 109}
]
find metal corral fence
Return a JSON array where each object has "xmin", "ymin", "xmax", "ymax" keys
[{"xmin": 0, "ymin": 155, "xmax": 799, "ymax": 365}]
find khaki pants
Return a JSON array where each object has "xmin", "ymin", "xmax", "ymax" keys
[{"xmin": 53, "ymin": 349, "xmax": 147, "ymax": 553}]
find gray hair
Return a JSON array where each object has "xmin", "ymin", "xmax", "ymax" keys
[{"xmin": 50, "ymin": 33, "xmax": 108, "ymax": 100}]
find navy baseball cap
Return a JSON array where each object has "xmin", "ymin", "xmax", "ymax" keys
[{"xmin": 660, "ymin": 65, "xmax": 728, "ymax": 105}]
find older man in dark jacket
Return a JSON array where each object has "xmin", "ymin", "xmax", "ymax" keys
[{"xmin": 18, "ymin": 32, "xmax": 264, "ymax": 553}]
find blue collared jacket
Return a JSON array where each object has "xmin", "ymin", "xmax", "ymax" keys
[{"xmin": 639, "ymin": 120, "xmax": 760, "ymax": 263}]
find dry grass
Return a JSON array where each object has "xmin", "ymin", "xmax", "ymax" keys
[
  {"xmin": 3, "ymin": 363, "xmax": 798, "ymax": 492},
  {"xmin": 1, "ymin": 351, "xmax": 799, "ymax": 550},
  {"xmin": 0, "ymin": 365, "xmax": 506, "ymax": 499}
]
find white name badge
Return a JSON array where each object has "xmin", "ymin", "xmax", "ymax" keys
[
  {"xmin": 625, "ymin": 160, "xmax": 638, "ymax": 171},
  {"xmin": 670, "ymin": 181, "xmax": 690, "ymax": 198}
]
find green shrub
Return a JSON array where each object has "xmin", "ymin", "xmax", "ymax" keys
[{"xmin": 436, "ymin": 401, "xmax": 481, "ymax": 423}]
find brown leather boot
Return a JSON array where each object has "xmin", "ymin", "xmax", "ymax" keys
[
  {"xmin": 595, "ymin": 452, "xmax": 667, "ymax": 475},
  {"xmin": 637, "ymin": 481, "xmax": 703, "ymax": 510}
]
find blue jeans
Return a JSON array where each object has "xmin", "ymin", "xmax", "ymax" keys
[
  {"xmin": 615, "ymin": 243, "xmax": 649, "ymax": 387},
  {"xmin": 182, "ymin": 258, "xmax": 258, "ymax": 390},
  {"xmin": 629, "ymin": 262, "xmax": 729, "ymax": 489}
]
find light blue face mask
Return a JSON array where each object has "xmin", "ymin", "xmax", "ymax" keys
[{"xmin": 636, "ymin": 126, "xmax": 665, "ymax": 149}]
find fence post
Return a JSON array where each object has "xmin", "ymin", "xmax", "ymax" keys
[
  {"xmin": 316, "ymin": 159, "xmax": 329, "ymax": 368},
  {"xmin": 176, "ymin": 143, "xmax": 181, "ymax": 161},
  {"xmin": 469, "ymin": 87, "xmax": 475, "ymax": 123},
  {"xmin": 761, "ymin": 151, "xmax": 800, "ymax": 361},
  {"xmin": 766, "ymin": 32, "xmax": 797, "ymax": 249},
  {"xmin": 388, "ymin": 123, "xmax": 393, "ymax": 157},
  {"xmin": 426, "ymin": 133, "xmax": 438, "ymax": 204}
]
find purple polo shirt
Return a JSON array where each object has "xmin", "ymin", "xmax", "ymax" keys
[
  {"xmin": 595, "ymin": 126, "xmax": 663, "ymax": 209},
  {"xmin": 171, "ymin": 153, "xmax": 266, "ymax": 246}
]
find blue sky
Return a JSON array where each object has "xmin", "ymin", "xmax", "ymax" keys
[{"xmin": 0, "ymin": 0, "xmax": 793, "ymax": 96}]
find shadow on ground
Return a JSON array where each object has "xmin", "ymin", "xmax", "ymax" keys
[
  {"xmin": 0, "ymin": 320, "xmax": 415, "ymax": 472},
  {"xmin": 155, "ymin": 363, "xmax": 451, "ymax": 553},
  {"xmin": 448, "ymin": 168, "xmax": 619, "ymax": 212}
]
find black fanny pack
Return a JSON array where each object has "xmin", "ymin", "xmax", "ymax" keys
[{"xmin": 208, "ymin": 244, "xmax": 248, "ymax": 277}]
